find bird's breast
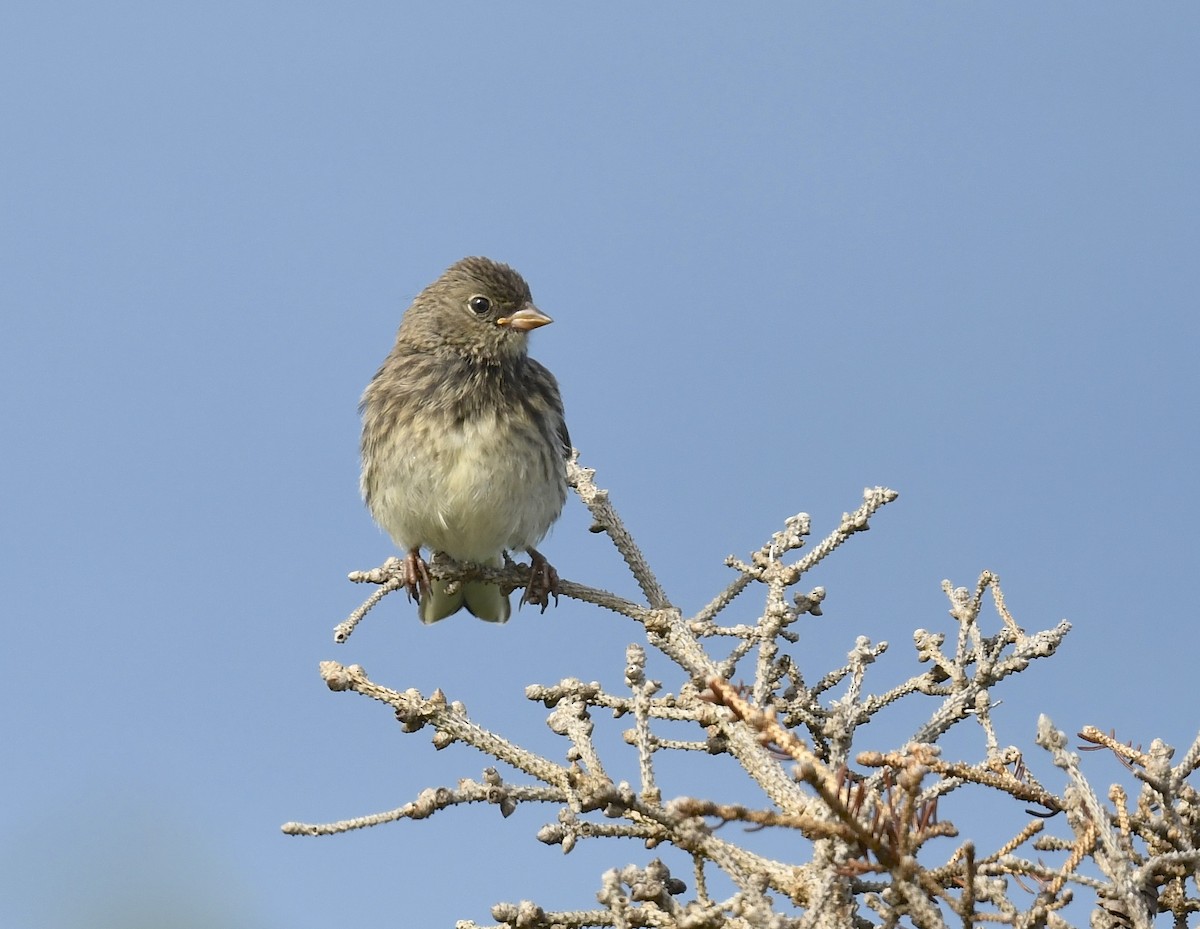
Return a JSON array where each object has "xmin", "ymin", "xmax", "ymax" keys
[{"xmin": 365, "ymin": 406, "xmax": 565, "ymax": 561}]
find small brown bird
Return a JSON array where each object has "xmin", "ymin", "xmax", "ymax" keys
[{"xmin": 360, "ymin": 257, "xmax": 569, "ymax": 622}]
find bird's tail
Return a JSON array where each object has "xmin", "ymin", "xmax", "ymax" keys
[{"xmin": 419, "ymin": 558, "xmax": 511, "ymax": 624}]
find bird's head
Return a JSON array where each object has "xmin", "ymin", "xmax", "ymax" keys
[{"xmin": 398, "ymin": 257, "xmax": 552, "ymax": 363}]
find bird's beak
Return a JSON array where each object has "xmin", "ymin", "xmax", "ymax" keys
[{"xmin": 497, "ymin": 306, "xmax": 553, "ymax": 332}]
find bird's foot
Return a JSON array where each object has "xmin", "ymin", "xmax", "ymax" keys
[
  {"xmin": 521, "ymin": 548, "xmax": 560, "ymax": 613},
  {"xmin": 402, "ymin": 549, "xmax": 432, "ymax": 603}
]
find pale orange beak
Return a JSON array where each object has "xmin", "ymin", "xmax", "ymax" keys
[{"xmin": 497, "ymin": 306, "xmax": 553, "ymax": 332}]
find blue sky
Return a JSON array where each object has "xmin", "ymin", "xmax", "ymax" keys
[{"xmin": 2, "ymin": 4, "xmax": 1197, "ymax": 927}]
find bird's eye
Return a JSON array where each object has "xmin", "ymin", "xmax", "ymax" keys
[{"xmin": 468, "ymin": 295, "xmax": 492, "ymax": 315}]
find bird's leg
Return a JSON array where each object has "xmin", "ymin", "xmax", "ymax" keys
[
  {"xmin": 402, "ymin": 548, "xmax": 432, "ymax": 603},
  {"xmin": 522, "ymin": 547, "xmax": 560, "ymax": 613}
]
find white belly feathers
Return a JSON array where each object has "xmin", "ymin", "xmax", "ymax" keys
[{"xmin": 370, "ymin": 411, "xmax": 562, "ymax": 561}]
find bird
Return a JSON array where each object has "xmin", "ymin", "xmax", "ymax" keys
[{"xmin": 359, "ymin": 257, "xmax": 570, "ymax": 623}]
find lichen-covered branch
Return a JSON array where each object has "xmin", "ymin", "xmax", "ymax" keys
[{"xmin": 289, "ymin": 453, "xmax": 1198, "ymax": 928}]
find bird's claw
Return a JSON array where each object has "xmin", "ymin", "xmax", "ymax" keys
[
  {"xmin": 522, "ymin": 548, "xmax": 560, "ymax": 614},
  {"xmin": 403, "ymin": 549, "xmax": 432, "ymax": 603}
]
